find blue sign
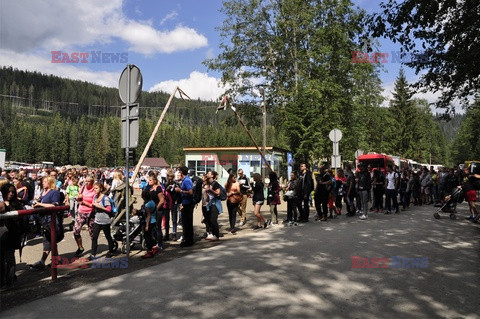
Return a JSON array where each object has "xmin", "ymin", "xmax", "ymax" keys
[{"xmin": 287, "ymin": 152, "xmax": 293, "ymax": 166}]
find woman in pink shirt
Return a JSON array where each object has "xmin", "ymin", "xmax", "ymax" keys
[{"xmin": 73, "ymin": 176, "xmax": 96, "ymax": 256}]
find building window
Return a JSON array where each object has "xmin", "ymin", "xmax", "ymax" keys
[
  {"xmin": 187, "ymin": 160, "xmax": 216, "ymax": 177},
  {"xmin": 251, "ymin": 160, "xmax": 261, "ymax": 175}
]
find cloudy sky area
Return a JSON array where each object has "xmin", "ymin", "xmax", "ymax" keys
[{"xmin": 0, "ymin": 0, "xmax": 440, "ymax": 107}]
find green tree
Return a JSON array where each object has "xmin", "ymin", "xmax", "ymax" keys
[
  {"xmin": 451, "ymin": 99, "xmax": 480, "ymax": 164},
  {"xmin": 367, "ymin": 0, "xmax": 480, "ymax": 112},
  {"xmin": 389, "ymin": 69, "xmax": 417, "ymax": 157},
  {"xmin": 206, "ymin": 0, "xmax": 383, "ymax": 163}
]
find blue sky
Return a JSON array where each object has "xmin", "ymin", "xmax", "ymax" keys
[{"xmin": 0, "ymin": 0, "xmax": 436, "ymax": 105}]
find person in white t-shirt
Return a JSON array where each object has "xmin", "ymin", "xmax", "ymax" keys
[
  {"xmin": 160, "ymin": 168, "xmax": 168, "ymax": 184},
  {"xmin": 385, "ymin": 165, "xmax": 399, "ymax": 214}
]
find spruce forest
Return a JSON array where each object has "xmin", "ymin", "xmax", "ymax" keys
[{"xmin": 0, "ymin": 66, "xmax": 474, "ymax": 168}]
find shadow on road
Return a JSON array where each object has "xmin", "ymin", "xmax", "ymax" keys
[{"xmin": 1, "ymin": 203, "xmax": 479, "ymax": 318}]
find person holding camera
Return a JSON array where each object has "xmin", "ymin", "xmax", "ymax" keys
[
  {"xmin": 164, "ymin": 171, "xmax": 179, "ymax": 241},
  {"xmin": 204, "ymin": 171, "xmax": 222, "ymax": 241}
]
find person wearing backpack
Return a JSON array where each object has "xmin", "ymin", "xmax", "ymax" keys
[
  {"xmin": 385, "ymin": 165, "xmax": 400, "ymax": 214},
  {"xmin": 0, "ymin": 183, "xmax": 27, "ymax": 288},
  {"xmin": 88, "ymin": 182, "xmax": 115, "ymax": 260},
  {"xmin": 205, "ymin": 171, "xmax": 222, "ymax": 241}
]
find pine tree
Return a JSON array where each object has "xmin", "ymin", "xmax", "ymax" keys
[{"xmin": 389, "ymin": 69, "xmax": 417, "ymax": 157}]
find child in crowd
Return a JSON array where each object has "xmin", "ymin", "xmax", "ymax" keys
[{"xmin": 89, "ymin": 182, "xmax": 115, "ymax": 260}]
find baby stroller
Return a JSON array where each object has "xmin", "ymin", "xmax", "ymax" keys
[
  {"xmin": 112, "ymin": 212, "xmax": 146, "ymax": 253},
  {"xmin": 109, "ymin": 182, "xmax": 140, "ymax": 253},
  {"xmin": 433, "ymin": 187, "xmax": 464, "ymax": 220}
]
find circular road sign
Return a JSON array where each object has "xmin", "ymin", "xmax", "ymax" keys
[
  {"xmin": 329, "ymin": 129, "xmax": 342, "ymax": 142},
  {"xmin": 119, "ymin": 65, "xmax": 143, "ymax": 104}
]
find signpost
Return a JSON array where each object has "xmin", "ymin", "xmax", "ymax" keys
[
  {"xmin": 329, "ymin": 129, "xmax": 342, "ymax": 168},
  {"xmin": 354, "ymin": 149, "xmax": 364, "ymax": 169},
  {"xmin": 119, "ymin": 64, "xmax": 142, "ymax": 256}
]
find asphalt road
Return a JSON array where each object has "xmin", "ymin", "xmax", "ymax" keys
[{"xmin": 1, "ymin": 200, "xmax": 479, "ymax": 318}]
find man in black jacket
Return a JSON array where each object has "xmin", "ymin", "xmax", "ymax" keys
[
  {"xmin": 315, "ymin": 165, "xmax": 332, "ymax": 221},
  {"xmin": 357, "ymin": 163, "xmax": 372, "ymax": 220},
  {"xmin": 298, "ymin": 163, "xmax": 313, "ymax": 222}
]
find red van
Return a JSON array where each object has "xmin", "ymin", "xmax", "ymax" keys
[{"xmin": 357, "ymin": 154, "xmax": 395, "ymax": 175}]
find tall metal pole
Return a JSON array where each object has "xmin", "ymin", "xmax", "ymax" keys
[
  {"xmin": 260, "ymin": 88, "xmax": 267, "ymax": 180},
  {"xmin": 125, "ymin": 65, "xmax": 131, "ymax": 256}
]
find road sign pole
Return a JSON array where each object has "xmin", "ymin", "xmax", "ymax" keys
[
  {"xmin": 118, "ymin": 64, "xmax": 142, "ymax": 244},
  {"xmin": 125, "ymin": 65, "xmax": 131, "ymax": 256},
  {"xmin": 329, "ymin": 129, "xmax": 343, "ymax": 169}
]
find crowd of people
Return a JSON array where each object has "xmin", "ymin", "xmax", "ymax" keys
[
  {"xmin": 288, "ymin": 162, "xmax": 480, "ymax": 223},
  {"xmin": 0, "ymin": 162, "xmax": 479, "ymax": 289}
]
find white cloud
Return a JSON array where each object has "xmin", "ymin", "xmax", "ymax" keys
[
  {"xmin": 160, "ymin": 10, "xmax": 178, "ymax": 25},
  {"xmin": 118, "ymin": 23, "xmax": 208, "ymax": 55},
  {"xmin": 0, "ymin": 0, "xmax": 207, "ymax": 55},
  {"xmin": 0, "ymin": 49, "xmax": 119, "ymax": 88},
  {"xmin": 149, "ymin": 71, "xmax": 227, "ymax": 101}
]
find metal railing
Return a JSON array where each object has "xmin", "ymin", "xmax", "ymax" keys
[{"xmin": 0, "ymin": 205, "xmax": 70, "ymax": 280}]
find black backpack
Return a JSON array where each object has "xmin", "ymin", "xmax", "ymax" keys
[
  {"xmin": 22, "ymin": 179, "xmax": 35, "ymax": 203},
  {"xmin": 44, "ymin": 213, "xmax": 65, "ymax": 243},
  {"xmin": 191, "ymin": 176, "xmax": 203, "ymax": 204}
]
